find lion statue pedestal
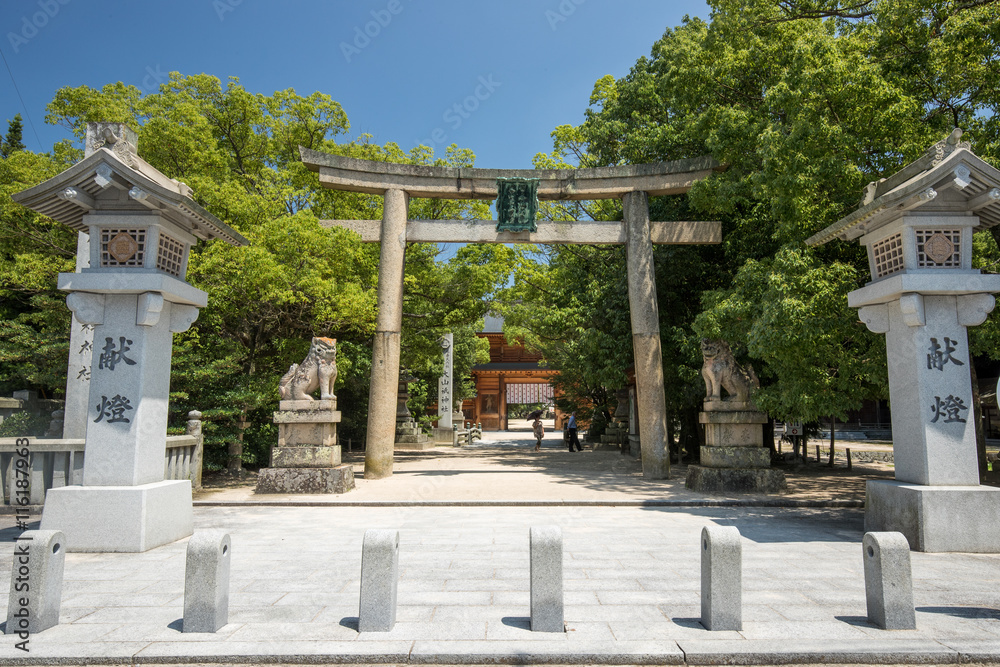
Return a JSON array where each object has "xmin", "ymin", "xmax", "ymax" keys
[
  {"xmin": 685, "ymin": 340, "xmax": 786, "ymax": 495},
  {"xmin": 256, "ymin": 338, "xmax": 354, "ymax": 494}
]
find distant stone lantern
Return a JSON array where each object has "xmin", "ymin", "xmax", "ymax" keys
[
  {"xmin": 13, "ymin": 122, "xmax": 247, "ymax": 552},
  {"xmin": 806, "ymin": 129, "xmax": 1000, "ymax": 552}
]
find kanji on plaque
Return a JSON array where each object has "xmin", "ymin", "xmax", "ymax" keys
[
  {"xmin": 80, "ymin": 340, "xmax": 93, "ymax": 354},
  {"xmin": 98, "ymin": 336, "xmax": 137, "ymax": 371},
  {"xmin": 77, "ymin": 366, "xmax": 90, "ymax": 381},
  {"xmin": 930, "ymin": 394, "xmax": 968, "ymax": 424},
  {"xmin": 927, "ymin": 337, "xmax": 964, "ymax": 371},
  {"xmin": 94, "ymin": 394, "xmax": 133, "ymax": 424}
]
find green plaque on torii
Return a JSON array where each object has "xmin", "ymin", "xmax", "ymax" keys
[{"xmin": 496, "ymin": 177, "xmax": 539, "ymax": 232}]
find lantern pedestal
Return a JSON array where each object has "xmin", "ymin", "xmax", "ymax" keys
[
  {"xmin": 866, "ymin": 481, "xmax": 1000, "ymax": 553},
  {"xmin": 40, "ymin": 481, "xmax": 192, "ymax": 553}
]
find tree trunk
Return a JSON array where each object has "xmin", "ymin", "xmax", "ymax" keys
[
  {"xmin": 828, "ymin": 415, "xmax": 836, "ymax": 467},
  {"xmin": 971, "ymin": 362, "xmax": 988, "ymax": 482}
]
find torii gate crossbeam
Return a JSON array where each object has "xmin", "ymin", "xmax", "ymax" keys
[{"xmin": 300, "ymin": 148, "xmax": 725, "ymax": 480}]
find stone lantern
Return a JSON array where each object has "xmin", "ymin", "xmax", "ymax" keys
[
  {"xmin": 806, "ymin": 130, "xmax": 1000, "ymax": 552},
  {"xmin": 12, "ymin": 122, "xmax": 247, "ymax": 551},
  {"xmin": 394, "ymin": 371, "xmax": 432, "ymax": 450}
]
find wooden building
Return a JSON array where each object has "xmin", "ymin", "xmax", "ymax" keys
[{"xmin": 463, "ymin": 315, "xmax": 559, "ymax": 431}]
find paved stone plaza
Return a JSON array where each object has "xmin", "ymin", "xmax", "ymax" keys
[
  {"xmin": 195, "ymin": 428, "xmax": 883, "ymax": 506},
  {"xmin": 2, "ymin": 433, "xmax": 1000, "ymax": 664}
]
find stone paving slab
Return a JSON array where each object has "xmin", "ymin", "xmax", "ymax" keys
[
  {"xmin": 676, "ymin": 639, "xmax": 959, "ymax": 664},
  {"xmin": 1, "ymin": 505, "xmax": 999, "ymax": 665}
]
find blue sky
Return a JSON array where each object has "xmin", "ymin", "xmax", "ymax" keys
[{"xmin": 1, "ymin": 0, "xmax": 709, "ymax": 169}]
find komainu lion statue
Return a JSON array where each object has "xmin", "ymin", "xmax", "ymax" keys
[
  {"xmin": 279, "ymin": 337, "xmax": 337, "ymax": 401},
  {"xmin": 701, "ymin": 338, "xmax": 759, "ymax": 403}
]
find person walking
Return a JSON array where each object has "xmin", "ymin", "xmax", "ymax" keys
[
  {"xmin": 533, "ymin": 417, "xmax": 544, "ymax": 451},
  {"xmin": 566, "ymin": 412, "xmax": 582, "ymax": 452}
]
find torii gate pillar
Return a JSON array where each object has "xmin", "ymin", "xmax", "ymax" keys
[
  {"xmin": 624, "ymin": 191, "xmax": 669, "ymax": 478},
  {"xmin": 366, "ymin": 189, "xmax": 408, "ymax": 479}
]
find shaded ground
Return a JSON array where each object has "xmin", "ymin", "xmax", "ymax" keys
[{"xmin": 197, "ymin": 429, "xmax": 894, "ymax": 504}]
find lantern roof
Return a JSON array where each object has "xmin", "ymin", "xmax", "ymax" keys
[
  {"xmin": 806, "ymin": 130, "xmax": 1000, "ymax": 247},
  {"xmin": 13, "ymin": 142, "xmax": 247, "ymax": 247}
]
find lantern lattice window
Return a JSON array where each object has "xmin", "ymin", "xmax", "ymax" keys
[
  {"xmin": 916, "ymin": 229, "xmax": 961, "ymax": 268},
  {"xmin": 100, "ymin": 228, "xmax": 146, "ymax": 268},
  {"xmin": 156, "ymin": 233, "xmax": 185, "ymax": 277},
  {"xmin": 871, "ymin": 232, "xmax": 904, "ymax": 278}
]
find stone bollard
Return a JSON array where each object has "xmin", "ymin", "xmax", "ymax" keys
[
  {"xmin": 359, "ymin": 529, "xmax": 399, "ymax": 632},
  {"xmin": 863, "ymin": 532, "xmax": 916, "ymax": 630},
  {"xmin": 701, "ymin": 525, "xmax": 742, "ymax": 631},
  {"xmin": 6, "ymin": 530, "xmax": 65, "ymax": 635},
  {"xmin": 183, "ymin": 531, "xmax": 231, "ymax": 633},
  {"xmin": 530, "ymin": 525, "xmax": 564, "ymax": 632}
]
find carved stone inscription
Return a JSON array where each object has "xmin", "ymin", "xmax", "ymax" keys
[{"xmin": 496, "ymin": 178, "xmax": 539, "ymax": 233}]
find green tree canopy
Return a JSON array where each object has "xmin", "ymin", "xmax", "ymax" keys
[{"xmin": 1, "ymin": 74, "xmax": 508, "ymax": 472}]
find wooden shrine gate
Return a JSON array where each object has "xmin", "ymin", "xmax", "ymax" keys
[{"xmin": 300, "ymin": 148, "xmax": 723, "ymax": 480}]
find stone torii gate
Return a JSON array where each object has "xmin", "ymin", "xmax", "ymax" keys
[{"xmin": 300, "ymin": 148, "xmax": 724, "ymax": 480}]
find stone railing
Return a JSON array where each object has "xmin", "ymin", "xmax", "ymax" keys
[{"xmin": 0, "ymin": 411, "xmax": 204, "ymax": 505}]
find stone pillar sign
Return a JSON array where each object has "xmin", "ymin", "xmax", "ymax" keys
[
  {"xmin": 432, "ymin": 333, "xmax": 457, "ymax": 444},
  {"xmin": 806, "ymin": 130, "xmax": 1000, "ymax": 552},
  {"xmin": 439, "ymin": 334, "xmax": 453, "ymax": 428},
  {"xmin": 12, "ymin": 122, "xmax": 247, "ymax": 552}
]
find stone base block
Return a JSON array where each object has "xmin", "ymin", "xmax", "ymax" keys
[
  {"xmin": 394, "ymin": 441, "xmax": 437, "ymax": 451},
  {"xmin": 272, "ymin": 445, "xmax": 340, "ymax": 468},
  {"xmin": 277, "ymin": 420, "xmax": 338, "ymax": 448},
  {"xmin": 700, "ymin": 446, "xmax": 771, "ymax": 469},
  {"xmin": 701, "ymin": 404, "xmax": 767, "ymax": 420},
  {"xmin": 279, "ymin": 399, "xmax": 337, "ymax": 411},
  {"xmin": 432, "ymin": 427, "xmax": 457, "ymax": 445},
  {"xmin": 273, "ymin": 409, "xmax": 341, "ymax": 424},
  {"xmin": 703, "ymin": 422, "xmax": 765, "ymax": 447},
  {"xmin": 686, "ymin": 466, "xmax": 787, "ymax": 494},
  {"xmin": 866, "ymin": 480, "xmax": 1000, "ymax": 552},
  {"xmin": 396, "ymin": 433, "xmax": 430, "ymax": 444},
  {"xmin": 40, "ymin": 480, "xmax": 193, "ymax": 552},
  {"xmin": 255, "ymin": 465, "xmax": 354, "ymax": 494}
]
